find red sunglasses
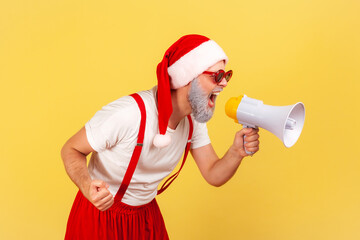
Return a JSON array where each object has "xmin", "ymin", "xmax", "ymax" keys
[{"xmin": 202, "ymin": 70, "xmax": 233, "ymax": 84}]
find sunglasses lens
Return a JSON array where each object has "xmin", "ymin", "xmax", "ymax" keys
[
  {"xmin": 225, "ymin": 71, "xmax": 233, "ymax": 82},
  {"xmin": 216, "ymin": 71, "xmax": 224, "ymax": 83}
]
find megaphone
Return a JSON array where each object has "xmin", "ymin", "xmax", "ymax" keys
[{"xmin": 225, "ymin": 95, "xmax": 305, "ymax": 153}]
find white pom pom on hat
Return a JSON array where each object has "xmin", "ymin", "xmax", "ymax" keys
[
  {"xmin": 153, "ymin": 133, "xmax": 172, "ymax": 148},
  {"xmin": 154, "ymin": 34, "xmax": 228, "ymax": 148}
]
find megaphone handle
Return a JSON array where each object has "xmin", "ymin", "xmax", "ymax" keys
[{"xmin": 243, "ymin": 125, "xmax": 258, "ymax": 155}]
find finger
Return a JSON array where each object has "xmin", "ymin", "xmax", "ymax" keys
[
  {"xmin": 236, "ymin": 128, "xmax": 253, "ymax": 145},
  {"xmin": 92, "ymin": 179, "xmax": 108, "ymax": 189},
  {"xmin": 98, "ymin": 197, "xmax": 115, "ymax": 211},
  {"xmin": 96, "ymin": 193, "xmax": 114, "ymax": 210},
  {"xmin": 93, "ymin": 188, "xmax": 112, "ymax": 202},
  {"xmin": 245, "ymin": 139, "xmax": 260, "ymax": 148},
  {"xmin": 246, "ymin": 146, "xmax": 259, "ymax": 153},
  {"xmin": 245, "ymin": 128, "xmax": 259, "ymax": 136},
  {"xmin": 90, "ymin": 180, "xmax": 105, "ymax": 194},
  {"xmin": 96, "ymin": 194, "xmax": 114, "ymax": 211},
  {"xmin": 238, "ymin": 127, "xmax": 253, "ymax": 137},
  {"xmin": 245, "ymin": 139, "xmax": 260, "ymax": 150},
  {"xmin": 244, "ymin": 133, "xmax": 259, "ymax": 142},
  {"xmin": 92, "ymin": 191, "xmax": 113, "ymax": 208}
]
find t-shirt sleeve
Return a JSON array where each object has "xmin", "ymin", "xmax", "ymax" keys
[
  {"xmin": 85, "ymin": 96, "xmax": 140, "ymax": 153},
  {"xmin": 190, "ymin": 119, "xmax": 211, "ymax": 149}
]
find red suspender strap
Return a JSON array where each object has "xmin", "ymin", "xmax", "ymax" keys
[
  {"xmin": 114, "ymin": 93, "xmax": 146, "ymax": 203},
  {"xmin": 157, "ymin": 115, "xmax": 193, "ymax": 195}
]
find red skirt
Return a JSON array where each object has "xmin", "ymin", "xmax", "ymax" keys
[{"xmin": 65, "ymin": 191, "xmax": 169, "ymax": 240}]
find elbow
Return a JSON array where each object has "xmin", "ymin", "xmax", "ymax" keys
[
  {"xmin": 206, "ymin": 178, "xmax": 226, "ymax": 188},
  {"xmin": 210, "ymin": 182, "xmax": 224, "ymax": 188},
  {"xmin": 60, "ymin": 141, "xmax": 73, "ymax": 164},
  {"xmin": 201, "ymin": 169, "xmax": 229, "ymax": 187},
  {"xmin": 60, "ymin": 142, "xmax": 68, "ymax": 161}
]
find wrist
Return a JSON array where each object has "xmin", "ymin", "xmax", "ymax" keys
[
  {"xmin": 228, "ymin": 144, "xmax": 244, "ymax": 161},
  {"xmin": 79, "ymin": 177, "xmax": 92, "ymax": 198}
]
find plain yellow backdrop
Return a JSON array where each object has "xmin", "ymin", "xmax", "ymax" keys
[{"xmin": 1, "ymin": 0, "xmax": 359, "ymax": 239}]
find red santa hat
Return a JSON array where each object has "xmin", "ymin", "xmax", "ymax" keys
[{"xmin": 154, "ymin": 34, "xmax": 228, "ymax": 148}]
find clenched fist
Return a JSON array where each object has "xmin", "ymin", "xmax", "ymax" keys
[
  {"xmin": 232, "ymin": 127, "xmax": 260, "ymax": 158},
  {"xmin": 85, "ymin": 179, "xmax": 114, "ymax": 211}
]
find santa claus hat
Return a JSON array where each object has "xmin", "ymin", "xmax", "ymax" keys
[{"xmin": 154, "ymin": 34, "xmax": 228, "ymax": 148}]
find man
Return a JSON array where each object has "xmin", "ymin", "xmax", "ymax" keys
[{"xmin": 61, "ymin": 34, "xmax": 260, "ymax": 239}]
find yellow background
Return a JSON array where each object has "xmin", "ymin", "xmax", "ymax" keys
[{"xmin": 1, "ymin": 0, "xmax": 359, "ymax": 239}]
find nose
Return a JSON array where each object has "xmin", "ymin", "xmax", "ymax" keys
[{"xmin": 218, "ymin": 76, "xmax": 228, "ymax": 87}]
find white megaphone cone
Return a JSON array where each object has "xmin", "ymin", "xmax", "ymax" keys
[{"xmin": 225, "ymin": 95, "xmax": 305, "ymax": 154}]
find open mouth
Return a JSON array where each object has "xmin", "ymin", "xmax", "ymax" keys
[{"xmin": 208, "ymin": 91, "xmax": 221, "ymax": 107}]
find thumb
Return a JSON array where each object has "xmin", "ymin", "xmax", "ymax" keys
[
  {"xmin": 91, "ymin": 179, "xmax": 109, "ymax": 192},
  {"xmin": 235, "ymin": 128, "xmax": 252, "ymax": 145},
  {"xmin": 240, "ymin": 127, "xmax": 253, "ymax": 136}
]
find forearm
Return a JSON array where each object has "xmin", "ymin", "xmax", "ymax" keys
[
  {"xmin": 193, "ymin": 128, "xmax": 259, "ymax": 187},
  {"xmin": 205, "ymin": 145, "xmax": 244, "ymax": 187},
  {"xmin": 61, "ymin": 145, "xmax": 92, "ymax": 196}
]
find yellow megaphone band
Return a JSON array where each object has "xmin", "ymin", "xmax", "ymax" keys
[{"xmin": 225, "ymin": 95, "xmax": 243, "ymax": 122}]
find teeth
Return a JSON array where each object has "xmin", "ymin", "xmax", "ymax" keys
[{"xmin": 212, "ymin": 92, "xmax": 220, "ymax": 96}]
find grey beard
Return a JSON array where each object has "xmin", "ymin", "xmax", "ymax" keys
[{"xmin": 188, "ymin": 78, "xmax": 215, "ymax": 123}]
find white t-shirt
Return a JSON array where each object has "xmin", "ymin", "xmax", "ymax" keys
[{"xmin": 85, "ymin": 86, "xmax": 211, "ymax": 206}]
